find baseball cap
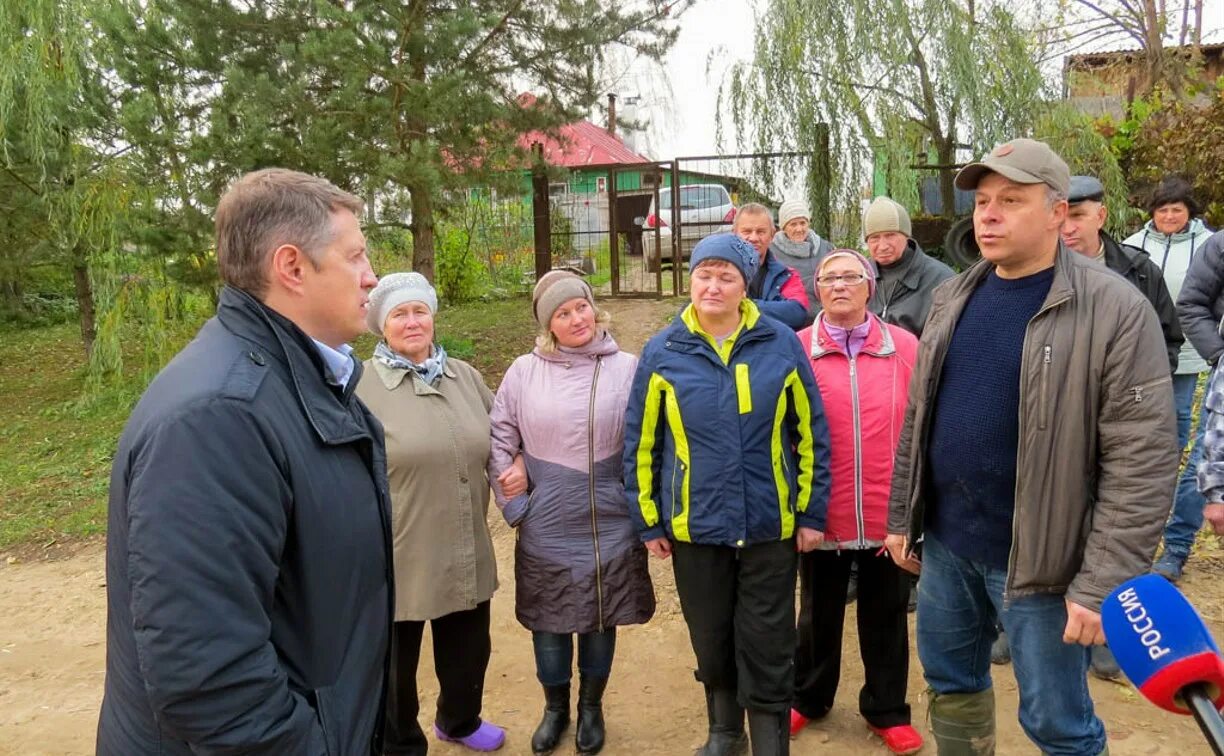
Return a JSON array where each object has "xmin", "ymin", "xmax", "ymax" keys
[
  {"xmin": 955, "ymin": 138, "xmax": 1071, "ymax": 196},
  {"xmin": 1068, "ymin": 176, "xmax": 1105, "ymax": 205}
]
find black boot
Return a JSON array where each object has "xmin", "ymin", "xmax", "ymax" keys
[
  {"xmin": 575, "ymin": 675, "xmax": 608, "ymax": 754},
  {"xmin": 696, "ymin": 686, "xmax": 747, "ymax": 756},
  {"xmin": 747, "ymin": 710, "xmax": 788, "ymax": 756},
  {"xmin": 531, "ymin": 683, "xmax": 570, "ymax": 755}
]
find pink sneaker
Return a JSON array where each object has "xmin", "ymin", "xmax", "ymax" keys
[{"xmin": 433, "ymin": 721, "xmax": 506, "ymax": 752}]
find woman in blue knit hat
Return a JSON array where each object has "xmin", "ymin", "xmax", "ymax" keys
[{"xmin": 623, "ymin": 233, "xmax": 833, "ymax": 756}]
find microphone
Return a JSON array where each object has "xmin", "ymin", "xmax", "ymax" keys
[{"xmin": 1101, "ymin": 574, "xmax": 1224, "ymax": 755}]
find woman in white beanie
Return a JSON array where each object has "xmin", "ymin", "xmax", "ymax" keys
[
  {"xmin": 356, "ymin": 271, "xmax": 513, "ymax": 754},
  {"xmin": 770, "ymin": 198, "xmax": 835, "ymax": 311},
  {"xmin": 489, "ymin": 270, "xmax": 654, "ymax": 755}
]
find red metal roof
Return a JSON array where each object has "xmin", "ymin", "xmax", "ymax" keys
[{"xmin": 517, "ymin": 100, "xmax": 651, "ymax": 167}]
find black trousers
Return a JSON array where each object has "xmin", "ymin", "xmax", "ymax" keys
[
  {"xmin": 671, "ymin": 539, "xmax": 798, "ymax": 713},
  {"xmin": 384, "ymin": 601, "xmax": 492, "ymax": 755},
  {"xmin": 793, "ymin": 549, "xmax": 911, "ymax": 728}
]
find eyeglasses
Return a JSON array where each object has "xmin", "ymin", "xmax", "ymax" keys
[{"xmin": 816, "ymin": 273, "xmax": 868, "ymax": 287}]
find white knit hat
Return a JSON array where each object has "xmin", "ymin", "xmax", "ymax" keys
[
  {"xmin": 366, "ymin": 271, "xmax": 437, "ymax": 335},
  {"xmin": 778, "ymin": 198, "xmax": 811, "ymax": 229}
]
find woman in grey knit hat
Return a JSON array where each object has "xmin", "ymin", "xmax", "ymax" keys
[{"xmin": 489, "ymin": 270, "xmax": 654, "ymax": 755}]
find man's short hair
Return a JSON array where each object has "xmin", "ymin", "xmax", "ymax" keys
[
  {"xmin": 215, "ymin": 168, "xmax": 364, "ymax": 296},
  {"xmin": 734, "ymin": 202, "xmax": 774, "ymax": 230}
]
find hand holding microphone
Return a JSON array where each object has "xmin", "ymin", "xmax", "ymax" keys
[{"xmin": 1101, "ymin": 574, "xmax": 1224, "ymax": 755}]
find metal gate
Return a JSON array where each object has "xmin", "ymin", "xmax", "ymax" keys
[{"xmin": 533, "ymin": 138, "xmax": 830, "ymax": 299}]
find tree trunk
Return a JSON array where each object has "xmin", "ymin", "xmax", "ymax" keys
[
  {"xmin": 410, "ymin": 188, "xmax": 436, "ymax": 283},
  {"xmin": 0, "ymin": 276, "xmax": 22, "ymax": 313},
  {"xmin": 72, "ymin": 248, "xmax": 96, "ymax": 359},
  {"xmin": 937, "ymin": 139, "xmax": 957, "ymax": 218}
]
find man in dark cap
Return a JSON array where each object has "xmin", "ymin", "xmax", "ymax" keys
[
  {"xmin": 1062, "ymin": 175, "xmax": 1182, "ymax": 374},
  {"xmin": 885, "ymin": 139, "xmax": 1177, "ymax": 755}
]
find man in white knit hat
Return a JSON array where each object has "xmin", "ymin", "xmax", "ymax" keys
[{"xmin": 863, "ymin": 196, "xmax": 954, "ymax": 337}]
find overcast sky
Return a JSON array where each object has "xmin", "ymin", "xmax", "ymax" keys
[{"xmin": 617, "ymin": 0, "xmax": 1224, "ymax": 160}]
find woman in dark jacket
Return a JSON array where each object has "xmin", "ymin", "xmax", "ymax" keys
[{"xmin": 489, "ymin": 271, "xmax": 654, "ymax": 756}]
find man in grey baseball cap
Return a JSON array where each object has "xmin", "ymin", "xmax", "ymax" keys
[{"xmin": 886, "ymin": 138, "xmax": 1177, "ymax": 755}]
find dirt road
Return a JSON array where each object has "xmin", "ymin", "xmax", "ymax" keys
[{"xmin": 1, "ymin": 298, "xmax": 1218, "ymax": 754}]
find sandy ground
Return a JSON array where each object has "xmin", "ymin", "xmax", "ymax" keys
[{"xmin": 1, "ymin": 298, "xmax": 1221, "ymax": 754}]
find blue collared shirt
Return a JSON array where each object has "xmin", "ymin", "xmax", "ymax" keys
[{"xmin": 311, "ymin": 338, "xmax": 356, "ymax": 388}]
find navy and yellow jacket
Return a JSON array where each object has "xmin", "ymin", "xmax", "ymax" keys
[{"xmin": 623, "ymin": 300, "xmax": 831, "ymax": 547}]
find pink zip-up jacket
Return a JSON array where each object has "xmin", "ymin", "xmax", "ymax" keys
[{"xmin": 798, "ymin": 312, "xmax": 917, "ymax": 549}]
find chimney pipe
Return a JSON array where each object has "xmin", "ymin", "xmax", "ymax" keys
[{"xmin": 607, "ymin": 93, "xmax": 617, "ymax": 137}]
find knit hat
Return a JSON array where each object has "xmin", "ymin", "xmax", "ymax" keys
[
  {"xmin": 955, "ymin": 138, "xmax": 1071, "ymax": 196},
  {"xmin": 778, "ymin": 198, "xmax": 811, "ymax": 229},
  {"xmin": 689, "ymin": 233, "xmax": 760, "ymax": 284},
  {"xmin": 367, "ymin": 271, "xmax": 437, "ymax": 336},
  {"xmin": 817, "ymin": 248, "xmax": 877, "ymax": 300},
  {"xmin": 863, "ymin": 197, "xmax": 912, "ymax": 239},
  {"xmin": 532, "ymin": 270, "xmax": 595, "ymax": 325}
]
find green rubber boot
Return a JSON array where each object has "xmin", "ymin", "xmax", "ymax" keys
[{"xmin": 927, "ymin": 688, "xmax": 996, "ymax": 756}]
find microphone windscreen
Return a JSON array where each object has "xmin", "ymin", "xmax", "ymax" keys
[{"xmin": 1101, "ymin": 574, "xmax": 1224, "ymax": 714}]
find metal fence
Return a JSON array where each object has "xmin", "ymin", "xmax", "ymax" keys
[{"xmin": 447, "ymin": 132, "xmax": 832, "ymax": 300}]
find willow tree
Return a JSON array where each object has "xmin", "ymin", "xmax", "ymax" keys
[
  {"xmin": 720, "ymin": 0, "xmax": 1048, "ymax": 229},
  {"xmin": 0, "ymin": 0, "xmax": 134, "ymax": 359},
  {"xmin": 98, "ymin": 0, "xmax": 688, "ymax": 283}
]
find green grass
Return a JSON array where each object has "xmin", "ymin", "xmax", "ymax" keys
[
  {"xmin": 0, "ymin": 296, "xmax": 539, "ymax": 550},
  {"xmin": 0, "ymin": 324, "xmax": 131, "ymax": 548}
]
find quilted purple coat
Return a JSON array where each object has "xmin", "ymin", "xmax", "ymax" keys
[{"xmin": 489, "ymin": 331, "xmax": 655, "ymax": 634}]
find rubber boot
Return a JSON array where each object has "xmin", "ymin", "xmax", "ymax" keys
[
  {"xmin": 747, "ymin": 709, "xmax": 789, "ymax": 756},
  {"xmin": 696, "ymin": 686, "xmax": 748, "ymax": 756},
  {"xmin": 531, "ymin": 683, "xmax": 570, "ymax": 755},
  {"xmin": 928, "ymin": 688, "xmax": 996, "ymax": 756},
  {"xmin": 575, "ymin": 675, "xmax": 608, "ymax": 754}
]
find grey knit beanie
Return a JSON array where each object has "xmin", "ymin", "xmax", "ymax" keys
[
  {"xmin": 863, "ymin": 197, "xmax": 913, "ymax": 239},
  {"xmin": 532, "ymin": 270, "xmax": 595, "ymax": 325},
  {"xmin": 366, "ymin": 271, "xmax": 437, "ymax": 336}
]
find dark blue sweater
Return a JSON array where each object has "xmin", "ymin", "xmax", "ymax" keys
[{"xmin": 926, "ymin": 266, "xmax": 1055, "ymax": 569}]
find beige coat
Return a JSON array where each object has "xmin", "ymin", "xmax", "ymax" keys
[
  {"xmin": 357, "ymin": 356, "xmax": 498, "ymax": 622},
  {"xmin": 888, "ymin": 246, "xmax": 1178, "ymax": 611}
]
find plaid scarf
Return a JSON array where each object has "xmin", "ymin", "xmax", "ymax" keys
[{"xmin": 374, "ymin": 340, "xmax": 448, "ymax": 387}]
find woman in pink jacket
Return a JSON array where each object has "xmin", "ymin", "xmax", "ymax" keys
[{"xmin": 788, "ymin": 250, "xmax": 924, "ymax": 756}]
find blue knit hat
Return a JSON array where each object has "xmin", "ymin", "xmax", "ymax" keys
[{"xmin": 689, "ymin": 233, "xmax": 760, "ymax": 284}]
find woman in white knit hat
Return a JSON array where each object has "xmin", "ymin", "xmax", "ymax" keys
[
  {"xmin": 356, "ymin": 271, "xmax": 512, "ymax": 754},
  {"xmin": 769, "ymin": 197, "xmax": 835, "ymax": 310}
]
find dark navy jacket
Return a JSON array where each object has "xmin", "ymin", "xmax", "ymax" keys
[
  {"xmin": 97, "ymin": 286, "xmax": 393, "ymax": 755},
  {"xmin": 624, "ymin": 301, "xmax": 831, "ymax": 547},
  {"xmin": 748, "ymin": 251, "xmax": 811, "ymax": 330}
]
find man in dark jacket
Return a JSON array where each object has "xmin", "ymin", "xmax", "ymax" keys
[
  {"xmin": 97, "ymin": 169, "xmax": 392, "ymax": 755},
  {"xmin": 864, "ymin": 196, "xmax": 955, "ymax": 337},
  {"xmin": 734, "ymin": 202, "xmax": 811, "ymax": 330},
  {"xmin": 1062, "ymin": 175, "xmax": 1183, "ymax": 373}
]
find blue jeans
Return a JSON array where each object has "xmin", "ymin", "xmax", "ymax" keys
[
  {"xmin": 1167, "ymin": 373, "xmax": 1209, "ymax": 559},
  {"xmin": 917, "ymin": 535, "xmax": 1106, "ymax": 755},
  {"xmin": 532, "ymin": 629, "xmax": 616, "ymax": 686}
]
